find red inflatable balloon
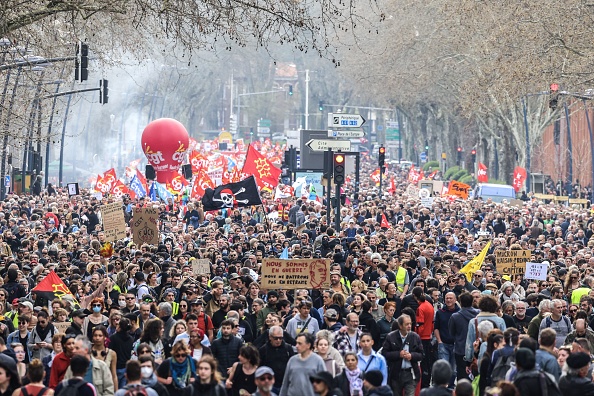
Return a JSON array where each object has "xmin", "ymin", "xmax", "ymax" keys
[{"xmin": 141, "ymin": 118, "xmax": 189, "ymax": 184}]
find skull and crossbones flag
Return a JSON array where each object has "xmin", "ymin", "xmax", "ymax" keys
[{"xmin": 201, "ymin": 176, "xmax": 263, "ymax": 211}]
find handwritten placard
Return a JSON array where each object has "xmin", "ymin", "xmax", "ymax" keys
[
  {"xmin": 101, "ymin": 202, "xmax": 126, "ymax": 242},
  {"xmin": 191, "ymin": 258, "xmax": 211, "ymax": 276},
  {"xmin": 496, "ymin": 249, "xmax": 531, "ymax": 277},
  {"xmin": 525, "ymin": 262, "xmax": 547, "ymax": 281},
  {"xmin": 132, "ymin": 208, "xmax": 159, "ymax": 246},
  {"xmin": 260, "ymin": 258, "xmax": 331, "ymax": 290},
  {"xmin": 447, "ymin": 181, "xmax": 470, "ymax": 200},
  {"xmin": 53, "ymin": 322, "xmax": 70, "ymax": 335}
]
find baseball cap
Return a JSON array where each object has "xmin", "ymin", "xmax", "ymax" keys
[
  {"xmin": 255, "ymin": 366, "xmax": 275, "ymax": 378},
  {"xmin": 19, "ymin": 301, "xmax": 33, "ymax": 311},
  {"xmin": 324, "ymin": 309, "xmax": 339, "ymax": 321},
  {"xmin": 71, "ymin": 309, "xmax": 87, "ymax": 319}
]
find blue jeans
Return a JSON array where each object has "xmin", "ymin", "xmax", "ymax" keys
[
  {"xmin": 117, "ymin": 368, "xmax": 127, "ymax": 388},
  {"xmin": 438, "ymin": 343, "xmax": 457, "ymax": 388}
]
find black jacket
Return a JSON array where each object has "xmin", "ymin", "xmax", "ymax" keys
[
  {"xmin": 258, "ymin": 341, "xmax": 295, "ymax": 388},
  {"xmin": 382, "ymin": 330, "xmax": 424, "ymax": 382},
  {"xmin": 420, "ymin": 386, "xmax": 451, "ymax": 396},
  {"xmin": 359, "ymin": 311, "xmax": 381, "ymax": 351},
  {"xmin": 559, "ymin": 374, "xmax": 594, "ymax": 396},
  {"xmin": 333, "ymin": 371, "xmax": 355, "ymax": 396},
  {"xmin": 211, "ymin": 336, "xmax": 242, "ymax": 377},
  {"xmin": 513, "ymin": 369, "xmax": 561, "ymax": 396},
  {"xmin": 109, "ymin": 330, "xmax": 134, "ymax": 369}
]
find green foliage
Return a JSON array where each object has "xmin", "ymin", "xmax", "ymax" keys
[
  {"xmin": 460, "ymin": 175, "xmax": 473, "ymax": 184},
  {"xmin": 452, "ymin": 170, "xmax": 468, "ymax": 181},
  {"xmin": 423, "ymin": 161, "xmax": 440, "ymax": 171},
  {"xmin": 485, "ymin": 179, "xmax": 507, "ymax": 185},
  {"xmin": 444, "ymin": 166, "xmax": 460, "ymax": 180}
]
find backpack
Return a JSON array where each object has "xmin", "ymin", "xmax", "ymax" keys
[
  {"xmin": 490, "ymin": 353, "xmax": 514, "ymax": 385},
  {"xmin": 56, "ymin": 379, "xmax": 86, "ymax": 396},
  {"xmin": 122, "ymin": 384, "xmax": 149, "ymax": 396}
]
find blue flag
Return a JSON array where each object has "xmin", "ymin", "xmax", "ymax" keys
[
  {"xmin": 280, "ymin": 247, "xmax": 289, "ymax": 259},
  {"xmin": 155, "ymin": 182, "xmax": 174, "ymax": 201},
  {"xmin": 129, "ymin": 176, "xmax": 147, "ymax": 198},
  {"xmin": 149, "ymin": 182, "xmax": 157, "ymax": 201}
]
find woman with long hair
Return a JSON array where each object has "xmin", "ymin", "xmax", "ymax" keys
[
  {"xmin": 91, "ymin": 326, "xmax": 118, "ymax": 390},
  {"xmin": 564, "ymin": 269, "xmax": 582, "ymax": 296},
  {"xmin": 314, "ymin": 331, "xmax": 343, "ymax": 376},
  {"xmin": 157, "ymin": 341, "xmax": 198, "ymax": 393},
  {"xmin": 479, "ymin": 330, "xmax": 504, "ymax": 396},
  {"xmin": 132, "ymin": 318, "xmax": 165, "ymax": 364},
  {"xmin": 378, "ymin": 301, "xmax": 397, "ymax": 345},
  {"xmin": 346, "ymin": 281, "xmax": 367, "ymax": 306},
  {"xmin": 225, "ymin": 345, "xmax": 259, "ymax": 396},
  {"xmin": 108, "ymin": 317, "xmax": 134, "ymax": 388},
  {"xmin": 0, "ymin": 353, "xmax": 20, "ymax": 396},
  {"xmin": 181, "ymin": 355, "xmax": 225, "ymax": 396},
  {"xmin": 12, "ymin": 359, "xmax": 53, "ymax": 396},
  {"xmin": 11, "ymin": 344, "xmax": 26, "ymax": 382}
]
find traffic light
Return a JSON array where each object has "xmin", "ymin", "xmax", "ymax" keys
[
  {"xmin": 318, "ymin": 100, "xmax": 324, "ymax": 111},
  {"xmin": 378, "ymin": 146, "xmax": 386, "ymax": 169},
  {"xmin": 99, "ymin": 79, "xmax": 108, "ymax": 104},
  {"xmin": 457, "ymin": 147, "xmax": 463, "ymax": 165},
  {"xmin": 75, "ymin": 42, "xmax": 89, "ymax": 82},
  {"xmin": 288, "ymin": 85, "xmax": 293, "ymax": 96},
  {"xmin": 471, "ymin": 149, "xmax": 477, "ymax": 163},
  {"xmin": 549, "ymin": 83, "xmax": 559, "ymax": 110},
  {"xmin": 424, "ymin": 140, "xmax": 429, "ymax": 151},
  {"xmin": 333, "ymin": 153, "xmax": 345, "ymax": 184}
]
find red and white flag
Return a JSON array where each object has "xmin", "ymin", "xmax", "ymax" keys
[
  {"xmin": 477, "ymin": 163, "xmax": 488, "ymax": 183},
  {"xmin": 512, "ymin": 166, "xmax": 527, "ymax": 192}
]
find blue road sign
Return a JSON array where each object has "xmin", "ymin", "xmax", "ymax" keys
[
  {"xmin": 4, "ymin": 176, "xmax": 9, "ymax": 188},
  {"xmin": 420, "ymin": 152, "xmax": 427, "ymax": 163}
]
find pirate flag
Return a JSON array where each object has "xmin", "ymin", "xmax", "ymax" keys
[
  {"xmin": 31, "ymin": 270, "xmax": 78, "ymax": 306},
  {"xmin": 202, "ymin": 176, "xmax": 262, "ymax": 211}
]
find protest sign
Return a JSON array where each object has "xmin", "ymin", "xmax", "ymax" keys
[
  {"xmin": 496, "ymin": 249, "xmax": 531, "ymax": 277},
  {"xmin": 447, "ymin": 181, "xmax": 470, "ymax": 199},
  {"xmin": 101, "ymin": 202, "xmax": 126, "ymax": 242},
  {"xmin": 191, "ymin": 258, "xmax": 211, "ymax": 276},
  {"xmin": 525, "ymin": 262, "xmax": 548, "ymax": 280},
  {"xmin": 132, "ymin": 208, "xmax": 159, "ymax": 245},
  {"xmin": 260, "ymin": 258, "xmax": 331, "ymax": 289},
  {"xmin": 54, "ymin": 322, "xmax": 70, "ymax": 334}
]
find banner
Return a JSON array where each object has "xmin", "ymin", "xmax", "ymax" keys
[
  {"xmin": 525, "ymin": 262, "xmax": 547, "ymax": 280},
  {"xmin": 191, "ymin": 258, "xmax": 211, "ymax": 276},
  {"xmin": 477, "ymin": 163, "xmax": 488, "ymax": 183},
  {"xmin": 512, "ymin": 166, "xmax": 527, "ymax": 192},
  {"xmin": 53, "ymin": 322, "xmax": 70, "ymax": 334},
  {"xmin": 202, "ymin": 176, "xmax": 262, "ymax": 211},
  {"xmin": 129, "ymin": 176, "xmax": 147, "ymax": 198},
  {"xmin": 242, "ymin": 144, "xmax": 281, "ymax": 190},
  {"xmin": 459, "ymin": 241, "xmax": 491, "ymax": 281},
  {"xmin": 447, "ymin": 180, "xmax": 471, "ymax": 199},
  {"xmin": 191, "ymin": 169, "xmax": 215, "ymax": 199},
  {"xmin": 101, "ymin": 202, "xmax": 126, "ymax": 242},
  {"xmin": 496, "ymin": 249, "xmax": 531, "ymax": 277},
  {"xmin": 260, "ymin": 258, "xmax": 331, "ymax": 289},
  {"xmin": 132, "ymin": 207, "xmax": 159, "ymax": 245}
]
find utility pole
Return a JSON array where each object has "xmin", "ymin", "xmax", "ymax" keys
[{"xmin": 304, "ymin": 69, "xmax": 310, "ymax": 130}]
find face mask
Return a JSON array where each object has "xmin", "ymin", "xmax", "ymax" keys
[
  {"xmin": 92, "ymin": 306, "xmax": 101, "ymax": 313},
  {"xmin": 141, "ymin": 367, "xmax": 153, "ymax": 378},
  {"xmin": 118, "ymin": 300, "xmax": 126, "ymax": 307}
]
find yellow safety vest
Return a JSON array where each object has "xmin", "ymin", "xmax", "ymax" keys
[{"xmin": 396, "ymin": 267, "xmax": 407, "ymax": 293}]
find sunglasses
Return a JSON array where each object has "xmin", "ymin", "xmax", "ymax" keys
[
  {"xmin": 271, "ymin": 336, "xmax": 283, "ymax": 340},
  {"xmin": 258, "ymin": 375, "xmax": 274, "ymax": 381},
  {"xmin": 18, "ymin": 321, "xmax": 27, "ymax": 325},
  {"xmin": 92, "ymin": 304, "xmax": 101, "ymax": 308},
  {"xmin": 174, "ymin": 353, "xmax": 187, "ymax": 358},
  {"xmin": 180, "ymin": 304, "xmax": 188, "ymax": 308},
  {"xmin": 125, "ymin": 297, "xmax": 135, "ymax": 300},
  {"xmin": 570, "ymin": 309, "xmax": 578, "ymax": 313}
]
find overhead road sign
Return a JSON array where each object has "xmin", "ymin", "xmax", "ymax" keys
[{"xmin": 328, "ymin": 113, "xmax": 366, "ymax": 128}]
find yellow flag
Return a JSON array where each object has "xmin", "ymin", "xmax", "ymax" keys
[{"xmin": 459, "ymin": 241, "xmax": 492, "ymax": 281}]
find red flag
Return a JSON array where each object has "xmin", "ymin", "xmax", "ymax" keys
[
  {"xmin": 32, "ymin": 271, "xmax": 78, "ymax": 304},
  {"xmin": 242, "ymin": 145, "xmax": 281, "ymax": 190},
  {"xmin": 167, "ymin": 174, "xmax": 189, "ymax": 194},
  {"xmin": 135, "ymin": 169, "xmax": 148, "ymax": 193},
  {"xmin": 427, "ymin": 170, "xmax": 438, "ymax": 180},
  {"xmin": 111, "ymin": 180, "xmax": 130, "ymax": 198},
  {"xmin": 191, "ymin": 169, "xmax": 215, "ymax": 199},
  {"xmin": 477, "ymin": 163, "xmax": 488, "ymax": 183},
  {"xmin": 103, "ymin": 168, "xmax": 117, "ymax": 191},
  {"xmin": 189, "ymin": 151, "xmax": 208, "ymax": 173},
  {"xmin": 408, "ymin": 167, "xmax": 422, "ymax": 184},
  {"xmin": 512, "ymin": 166, "xmax": 527, "ymax": 192},
  {"xmin": 371, "ymin": 169, "xmax": 381, "ymax": 185},
  {"xmin": 381, "ymin": 213, "xmax": 391, "ymax": 228},
  {"xmin": 388, "ymin": 177, "xmax": 396, "ymax": 194}
]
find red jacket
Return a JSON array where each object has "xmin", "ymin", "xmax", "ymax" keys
[
  {"xmin": 49, "ymin": 352, "xmax": 71, "ymax": 388},
  {"xmin": 416, "ymin": 300, "xmax": 435, "ymax": 340}
]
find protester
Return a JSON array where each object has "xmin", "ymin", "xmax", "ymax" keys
[{"xmin": 114, "ymin": 360, "xmax": 158, "ymax": 396}]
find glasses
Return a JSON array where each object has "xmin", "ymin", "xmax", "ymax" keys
[
  {"xmin": 541, "ymin": 284, "xmax": 550, "ymax": 287},
  {"xmin": 92, "ymin": 304, "xmax": 101, "ymax": 308},
  {"xmin": 271, "ymin": 336, "xmax": 283, "ymax": 340},
  {"xmin": 474, "ymin": 275, "xmax": 482, "ymax": 278},
  {"xmin": 18, "ymin": 322, "xmax": 26, "ymax": 325},
  {"xmin": 174, "ymin": 353, "xmax": 187, "ymax": 358},
  {"xmin": 125, "ymin": 297, "xmax": 135, "ymax": 300},
  {"xmin": 570, "ymin": 309, "xmax": 578, "ymax": 313},
  {"xmin": 180, "ymin": 304, "xmax": 188, "ymax": 308},
  {"xmin": 258, "ymin": 376, "xmax": 274, "ymax": 381}
]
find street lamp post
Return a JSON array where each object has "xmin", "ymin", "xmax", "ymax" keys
[
  {"xmin": 521, "ymin": 97, "xmax": 531, "ymax": 193},
  {"xmin": 583, "ymin": 100, "xmax": 594, "ymax": 202}
]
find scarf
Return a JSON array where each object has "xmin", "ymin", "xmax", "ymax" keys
[
  {"xmin": 35, "ymin": 323, "xmax": 53, "ymax": 342},
  {"xmin": 170, "ymin": 356, "xmax": 196, "ymax": 389},
  {"xmin": 345, "ymin": 368, "xmax": 363, "ymax": 396}
]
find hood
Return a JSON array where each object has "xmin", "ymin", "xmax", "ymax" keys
[
  {"xmin": 370, "ymin": 385, "xmax": 396, "ymax": 396},
  {"xmin": 459, "ymin": 307, "xmax": 479, "ymax": 321}
]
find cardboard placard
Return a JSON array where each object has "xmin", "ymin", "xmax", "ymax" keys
[
  {"xmin": 192, "ymin": 258, "xmax": 211, "ymax": 275},
  {"xmin": 525, "ymin": 262, "xmax": 548, "ymax": 280},
  {"xmin": 53, "ymin": 322, "xmax": 70, "ymax": 334},
  {"xmin": 496, "ymin": 249, "xmax": 531, "ymax": 277},
  {"xmin": 447, "ymin": 181, "xmax": 470, "ymax": 200},
  {"xmin": 510, "ymin": 199, "xmax": 524, "ymax": 207},
  {"xmin": 101, "ymin": 202, "xmax": 126, "ymax": 242},
  {"xmin": 260, "ymin": 258, "xmax": 331, "ymax": 290},
  {"xmin": 132, "ymin": 207, "xmax": 159, "ymax": 246}
]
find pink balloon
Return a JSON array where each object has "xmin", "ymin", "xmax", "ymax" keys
[{"xmin": 141, "ymin": 118, "xmax": 189, "ymax": 184}]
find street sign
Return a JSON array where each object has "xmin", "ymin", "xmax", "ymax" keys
[
  {"xmin": 257, "ymin": 119, "xmax": 272, "ymax": 137},
  {"xmin": 328, "ymin": 130, "xmax": 365, "ymax": 138},
  {"xmin": 300, "ymin": 130, "xmax": 330, "ymax": 170},
  {"xmin": 386, "ymin": 121, "xmax": 400, "ymax": 146},
  {"xmin": 306, "ymin": 139, "xmax": 351, "ymax": 152},
  {"xmin": 420, "ymin": 151, "xmax": 427, "ymax": 163},
  {"xmin": 328, "ymin": 113, "xmax": 366, "ymax": 128},
  {"xmin": 4, "ymin": 176, "xmax": 9, "ymax": 189}
]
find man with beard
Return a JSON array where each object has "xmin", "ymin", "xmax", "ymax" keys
[
  {"xmin": 204, "ymin": 279, "xmax": 225, "ymax": 317},
  {"xmin": 211, "ymin": 319, "xmax": 243, "ymax": 377},
  {"xmin": 513, "ymin": 301, "xmax": 532, "ymax": 334},
  {"xmin": 211, "ymin": 294, "xmax": 231, "ymax": 329},
  {"xmin": 257, "ymin": 291, "xmax": 279, "ymax": 332}
]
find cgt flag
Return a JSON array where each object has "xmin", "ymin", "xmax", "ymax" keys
[
  {"xmin": 512, "ymin": 166, "xmax": 527, "ymax": 192},
  {"xmin": 478, "ymin": 163, "xmax": 488, "ymax": 183},
  {"xmin": 32, "ymin": 270, "xmax": 78, "ymax": 305},
  {"xmin": 202, "ymin": 176, "xmax": 262, "ymax": 211}
]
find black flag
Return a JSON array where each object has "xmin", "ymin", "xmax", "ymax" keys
[{"xmin": 202, "ymin": 176, "xmax": 262, "ymax": 211}]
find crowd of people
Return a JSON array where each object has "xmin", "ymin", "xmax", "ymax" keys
[{"xmin": 0, "ymin": 155, "xmax": 591, "ymax": 396}]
